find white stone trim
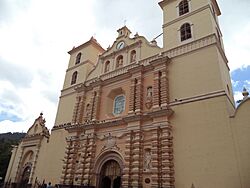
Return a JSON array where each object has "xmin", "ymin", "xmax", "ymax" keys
[
  {"xmin": 176, "ymin": 0, "xmax": 192, "ymax": 17},
  {"xmin": 177, "ymin": 21, "xmax": 194, "ymax": 44}
]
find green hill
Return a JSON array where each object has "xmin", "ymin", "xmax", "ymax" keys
[{"xmin": 0, "ymin": 132, "xmax": 26, "ymax": 183}]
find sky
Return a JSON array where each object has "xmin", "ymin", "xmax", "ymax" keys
[{"xmin": 0, "ymin": 0, "xmax": 250, "ymax": 133}]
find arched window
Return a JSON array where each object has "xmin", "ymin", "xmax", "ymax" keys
[
  {"xmin": 180, "ymin": 23, "xmax": 192, "ymax": 41},
  {"xmin": 71, "ymin": 71, "xmax": 78, "ymax": 85},
  {"xmin": 104, "ymin": 61, "xmax": 110, "ymax": 73},
  {"xmin": 179, "ymin": 0, "xmax": 189, "ymax": 16},
  {"xmin": 113, "ymin": 95, "xmax": 125, "ymax": 115},
  {"xmin": 116, "ymin": 55, "xmax": 123, "ymax": 69},
  {"xmin": 75, "ymin": 53, "xmax": 82, "ymax": 64},
  {"xmin": 130, "ymin": 50, "xmax": 136, "ymax": 63}
]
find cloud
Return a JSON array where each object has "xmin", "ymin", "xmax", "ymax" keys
[
  {"xmin": 0, "ymin": 112, "xmax": 21, "ymax": 122},
  {"xmin": 219, "ymin": 0, "xmax": 250, "ymax": 70},
  {"xmin": 0, "ymin": 0, "xmax": 31, "ymax": 25},
  {"xmin": 0, "ymin": 57, "xmax": 33, "ymax": 88},
  {"xmin": 234, "ymin": 91, "xmax": 243, "ymax": 104},
  {"xmin": 92, "ymin": 0, "xmax": 162, "ymax": 47},
  {"xmin": 231, "ymin": 66, "xmax": 250, "ymax": 104},
  {"xmin": 0, "ymin": 1, "xmax": 250, "ymax": 133},
  {"xmin": 0, "ymin": 120, "xmax": 32, "ymax": 133}
]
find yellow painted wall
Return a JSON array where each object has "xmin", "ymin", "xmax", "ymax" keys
[
  {"xmin": 54, "ymin": 92, "xmax": 76, "ymax": 125},
  {"xmin": 171, "ymin": 96, "xmax": 241, "ymax": 188},
  {"xmin": 231, "ymin": 99, "xmax": 250, "ymax": 188}
]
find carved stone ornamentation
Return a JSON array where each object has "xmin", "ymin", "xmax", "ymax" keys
[
  {"xmin": 101, "ymin": 133, "xmax": 120, "ymax": 151},
  {"xmin": 145, "ymin": 86, "xmax": 153, "ymax": 109},
  {"xmin": 144, "ymin": 149, "xmax": 152, "ymax": 171}
]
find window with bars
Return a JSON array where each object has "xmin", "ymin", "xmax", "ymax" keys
[
  {"xmin": 180, "ymin": 23, "xmax": 192, "ymax": 41},
  {"xmin": 179, "ymin": 0, "xmax": 189, "ymax": 16}
]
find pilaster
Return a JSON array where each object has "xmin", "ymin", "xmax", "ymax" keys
[
  {"xmin": 128, "ymin": 79, "xmax": 136, "ymax": 113},
  {"xmin": 153, "ymin": 71, "xmax": 160, "ymax": 109},
  {"xmin": 76, "ymin": 94, "xmax": 86, "ymax": 123},
  {"xmin": 92, "ymin": 87, "xmax": 102, "ymax": 120},
  {"xmin": 122, "ymin": 131, "xmax": 133, "ymax": 187},
  {"xmin": 72, "ymin": 96, "xmax": 81, "ymax": 124}
]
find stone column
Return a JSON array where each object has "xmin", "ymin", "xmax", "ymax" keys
[
  {"xmin": 78, "ymin": 138, "xmax": 88, "ymax": 185},
  {"xmin": 131, "ymin": 131, "xmax": 143, "ymax": 188},
  {"xmin": 28, "ymin": 145, "xmax": 40, "ymax": 184},
  {"xmin": 72, "ymin": 96, "xmax": 81, "ymax": 124},
  {"xmin": 14, "ymin": 147, "xmax": 24, "ymax": 182},
  {"xmin": 153, "ymin": 71, "xmax": 160, "ymax": 109},
  {"xmin": 160, "ymin": 70, "xmax": 169, "ymax": 107},
  {"xmin": 151, "ymin": 129, "xmax": 159, "ymax": 188},
  {"xmin": 83, "ymin": 134, "xmax": 96, "ymax": 186},
  {"xmin": 92, "ymin": 87, "xmax": 101, "ymax": 121},
  {"xmin": 76, "ymin": 94, "xmax": 86, "ymax": 123},
  {"xmin": 135, "ymin": 77, "xmax": 143, "ymax": 113},
  {"xmin": 128, "ymin": 79, "xmax": 136, "ymax": 113},
  {"xmin": 61, "ymin": 141, "xmax": 72, "ymax": 185},
  {"xmin": 161, "ymin": 127, "xmax": 174, "ymax": 188},
  {"xmin": 122, "ymin": 131, "xmax": 133, "ymax": 187}
]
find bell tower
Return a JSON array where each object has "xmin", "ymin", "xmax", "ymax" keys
[
  {"xmin": 159, "ymin": 0, "xmax": 223, "ymax": 51},
  {"xmin": 159, "ymin": 0, "xmax": 235, "ymax": 109}
]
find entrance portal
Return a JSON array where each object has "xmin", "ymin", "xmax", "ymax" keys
[{"xmin": 99, "ymin": 160, "xmax": 121, "ymax": 188}]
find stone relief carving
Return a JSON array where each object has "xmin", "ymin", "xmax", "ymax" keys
[
  {"xmin": 144, "ymin": 149, "xmax": 152, "ymax": 171},
  {"xmin": 85, "ymin": 104, "xmax": 91, "ymax": 119},
  {"xmin": 145, "ymin": 86, "xmax": 153, "ymax": 109},
  {"xmin": 101, "ymin": 133, "xmax": 120, "ymax": 151}
]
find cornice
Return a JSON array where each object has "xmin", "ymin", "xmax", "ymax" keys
[
  {"xmin": 22, "ymin": 134, "xmax": 44, "ymax": 143},
  {"xmin": 163, "ymin": 5, "xmax": 210, "ymax": 28},
  {"xmin": 66, "ymin": 60, "xmax": 95, "ymax": 72},
  {"xmin": 169, "ymin": 90, "xmax": 226, "ymax": 107},
  {"xmin": 68, "ymin": 37, "xmax": 105, "ymax": 55},
  {"xmin": 147, "ymin": 107, "xmax": 174, "ymax": 118},
  {"xmin": 158, "ymin": 0, "xmax": 175, "ymax": 9},
  {"xmin": 149, "ymin": 55, "xmax": 170, "ymax": 68},
  {"xmin": 84, "ymin": 54, "xmax": 169, "ymax": 89},
  {"xmin": 211, "ymin": 0, "xmax": 221, "ymax": 16},
  {"xmin": 164, "ymin": 34, "xmax": 223, "ymax": 59},
  {"xmin": 101, "ymin": 40, "xmax": 142, "ymax": 60}
]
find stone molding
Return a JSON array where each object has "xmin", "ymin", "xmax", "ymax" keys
[
  {"xmin": 163, "ymin": 4, "xmax": 210, "ymax": 28},
  {"xmin": 66, "ymin": 60, "xmax": 95, "ymax": 72}
]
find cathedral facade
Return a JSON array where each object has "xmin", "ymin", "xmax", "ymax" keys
[{"xmin": 5, "ymin": 0, "xmax": 250, "ymax": 188}]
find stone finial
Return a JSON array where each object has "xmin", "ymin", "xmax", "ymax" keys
[
  {"xmin": 134, "ymin": 32, "xmax": 139, "ymax": 38},
  {"xmin": 40, "ymin": 112, "xmax": 43, "ymax": 117},
  {"xmin": 242, "ymin": 87, "xmax": 249, "ymax": 100}
]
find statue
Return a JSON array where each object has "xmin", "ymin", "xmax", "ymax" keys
[
  {"xmin": 144, "ymin": 149, "xmax": 152, "ymax": 171},
  {"xmin": 145, "ymin": 87, "xmax": 153, "ymax": 109}
]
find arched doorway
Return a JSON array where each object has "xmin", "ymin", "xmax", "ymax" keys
[
  {"xmin": 20, "ymin": 166, "xmax": 31, "ymax": 188},
  {"xmin": 99, "ymin": 160, "xmax": 121, "ymax": 188}
]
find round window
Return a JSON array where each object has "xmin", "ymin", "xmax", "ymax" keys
[{"xmin": 145, "ymin": 178, "xmax": 151, "ymax": 184}]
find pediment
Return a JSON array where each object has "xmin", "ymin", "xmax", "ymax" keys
[
  {"xmin": 26, "ymin": 113, "xmax": 50, "ymax": 138},
  {"xmin": 85, "ymin": 26, "xmax": 162, "ymax": 82}
]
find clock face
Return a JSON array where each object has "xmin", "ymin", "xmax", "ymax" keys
[{"xmin": 116, "ymin": 41, "xmax": 125, "ymax": 50}]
